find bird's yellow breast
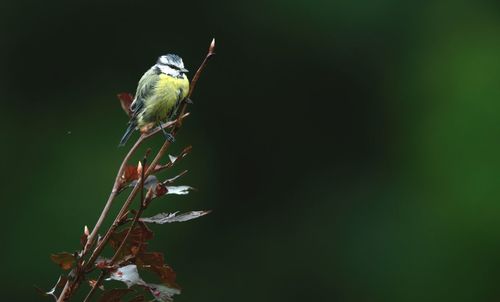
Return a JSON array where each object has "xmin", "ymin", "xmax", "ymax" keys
[
  {"xmin": 155, "ymin": 74, "xmax": 189, "ymax": 100},
  {"xmin": 137, "ymin": 74, "xmax": 189, "ymax": 130}
]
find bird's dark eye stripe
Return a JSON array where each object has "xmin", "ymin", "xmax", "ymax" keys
[{"xmin": 167, "ymin": 64, "xmax": 179, "ymax": 70}]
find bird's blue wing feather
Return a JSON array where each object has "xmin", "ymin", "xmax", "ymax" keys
[{"xmin": 129, "ymin": 67, "xmax": 161, "ymax": 119}]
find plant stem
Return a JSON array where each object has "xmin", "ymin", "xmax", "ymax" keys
[
  {"xmin": 110, "ymin": 155, "xmax": 148, "ymax": 264},
  {"xmin": 83, "ymin": 115, "xmax": 187, "ymax": 256},
  {"xmin": 83, "ymin": 136, "xmax": 141, "ymax": 255},
  {"xmin": 84, "ymin": 155, "xmax": 149, "ymax": 302},
  {"xmin": 82, "ymin": 272, "xmax": 105, "ymax": 302}
]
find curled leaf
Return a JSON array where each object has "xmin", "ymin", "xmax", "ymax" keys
[
  {"xmin": 122, "ymin": 165, "xmax": 139, "ymax": 183},
  {"xmin": 106, "ymin": 265, "xmax": 146, "ymax": 288},
  {"xmin": 150, "ymin": 266, "xmax": 180, "ymax": 290},
  {"xmin": 121, "ymin": 165, "xmax": 161, "ymax": 184},
  {"xmin": 154, "ymin": 146, "xmax": 192, "ymax": 171},
  {"xmin": 165, "ymin": 186, "xmax": 194, "ymax": 195},
  {"xmin": 155, "ymin": 183, "xmax": 168, "ymax": 197},
  {"xmin": 168, "ymin": 155, "xmax": 177, "ymax": 164},
  {"xmin": 50, "ymin": 252, "xmax": 76, "ymax": 270},
  {"xmin": 147, "ymin": 284, "xmax": 180, "ymax": 302},
  {"xmin": 136, "ymin": 253, "xmax": 180, "ymax": 290},
  {"xmin": 140, "ymin": 211, "xmax": 211, "ymax": 224},
  {"xmin": 117, "ymin": 93, "xmax": 134, "ymax": 117},
  {"xmin": 169, "ymin": 146, "xmax": 192, "ymax": 165},
  {"xmin": 109, "ymin": 223, "xmax": 153, "ymax": 260},
  {"xmin": 129, "ymin": 176, "xmax": 185, "ymax": 199}
]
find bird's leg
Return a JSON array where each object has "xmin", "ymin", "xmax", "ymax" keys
[
  {"xmin": 159, "ymin": 121, "xmax": 175, "ymax": 143},
  {"xmin": 185, "ymin": 97, "xmax": 194, "ymax": 104}
]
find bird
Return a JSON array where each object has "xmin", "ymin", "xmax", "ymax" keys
[{"xmin": 119, "ymin": 54, "xmax": 190, "ymax": 146}]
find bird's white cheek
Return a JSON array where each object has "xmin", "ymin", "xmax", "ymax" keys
[{"xmin": 158, "ymin": 65, "xmax": 175, "ymax": 75}]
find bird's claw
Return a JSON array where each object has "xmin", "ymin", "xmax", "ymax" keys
[{"xmin": 163, "ymin": 132, "xmax": 176, "ymax": 143}]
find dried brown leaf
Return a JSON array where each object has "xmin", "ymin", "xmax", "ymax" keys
[
  {"xmin": 50, "ymin": 252, "xmax": 75, "ymax": 270},
  {"xmin": 117, "ymin": 93, "xmax": 134, "ymax": 117},
  {"xmin": 122, "ymin": 165, "xmax": 161, "ymax": 184},
  {"xmin": 136, "ymin": 252, "xmax": 180, "ymax": 290},
  {"xmin": 136, "ymin": 252, "xmax": 164, "ymax": 267},
  {"xmin": 150, "ymin": 266, "xmax": 180, "ymax": 290},
  {"xmin": 109, "ymin": 223, "xmax": 153, "ymax": 260}
]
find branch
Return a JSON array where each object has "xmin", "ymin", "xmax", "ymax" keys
[
  {"xmin": 82, "ymin": 272, "xmax": 105, "ymax": 302},
  {"xmin": 177, "ymin": 38, "xmax": 216, "ymax": 128},
  {"xmin": 56, "ymin": 38, "xmax": 215, "ymax": 302},
  {"xmin": 83, "ymin": 153, "xmax": 150, "ymax": 302},
  {"xmin": 83, "ymin": 114, "xmax": 188, "ymax": 256}
]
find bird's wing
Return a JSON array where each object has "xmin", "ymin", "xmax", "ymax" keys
[{"xmin": 130, "ymin": 67, "xmax": 160, "ymax": 118}]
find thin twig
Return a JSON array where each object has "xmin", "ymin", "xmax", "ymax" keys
[
  {"xmin": 84, "ymin": 153, "xmax": 150, "ymax": 302},
  {"xmin": 83, "ymin": 138, "xmax": 139, "ymax": 254},
  {"xmin": 57, "ymin": 115, "xmax": 189, "ymax": 302},
  {"xmin": 83, "ymin": 114, "xmax": 187, "ymax": 255},
  {"xmin": 177, "ymin": 38, "xmax": 216, "ymax": 127},
  {"xmin": 82, "ymin": 271, "xmax": 106, "ymax": 302},
  {"xmin": 110, "ymin": 153, "xmax": 149, "ymax": 264}
]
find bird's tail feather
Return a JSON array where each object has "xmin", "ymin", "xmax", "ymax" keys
[{"xmin": 119, "ymin": 122, "xmax": 136, "ymax": 147}]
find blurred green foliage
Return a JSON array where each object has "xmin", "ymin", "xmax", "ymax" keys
[{"xmin": 1, "ymin": 0, "xmax": 500, "ymax": 301}]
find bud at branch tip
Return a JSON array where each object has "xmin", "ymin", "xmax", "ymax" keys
[{"xmin": 209, "ymin": 38, "xmax": 216, "ymax": 54}]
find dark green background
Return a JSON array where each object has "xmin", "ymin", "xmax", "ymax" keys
[{"xmin": 2, "ymin": 0, "xmax": 500, "ymax": 301}]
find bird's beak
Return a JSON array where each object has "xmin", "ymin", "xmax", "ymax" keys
[{"xmin": 180, "ymin": 68, "xmax": 189, "ymax": 73}]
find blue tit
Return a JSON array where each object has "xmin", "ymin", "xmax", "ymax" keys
[{"xmin": 119, "ymin": 54, "xmax": 190, "ymax": 146}]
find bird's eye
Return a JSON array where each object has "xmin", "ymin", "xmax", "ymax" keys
[{"xmin": 167, "ymin": 64, "xmax": 179, "ymax": 70}]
